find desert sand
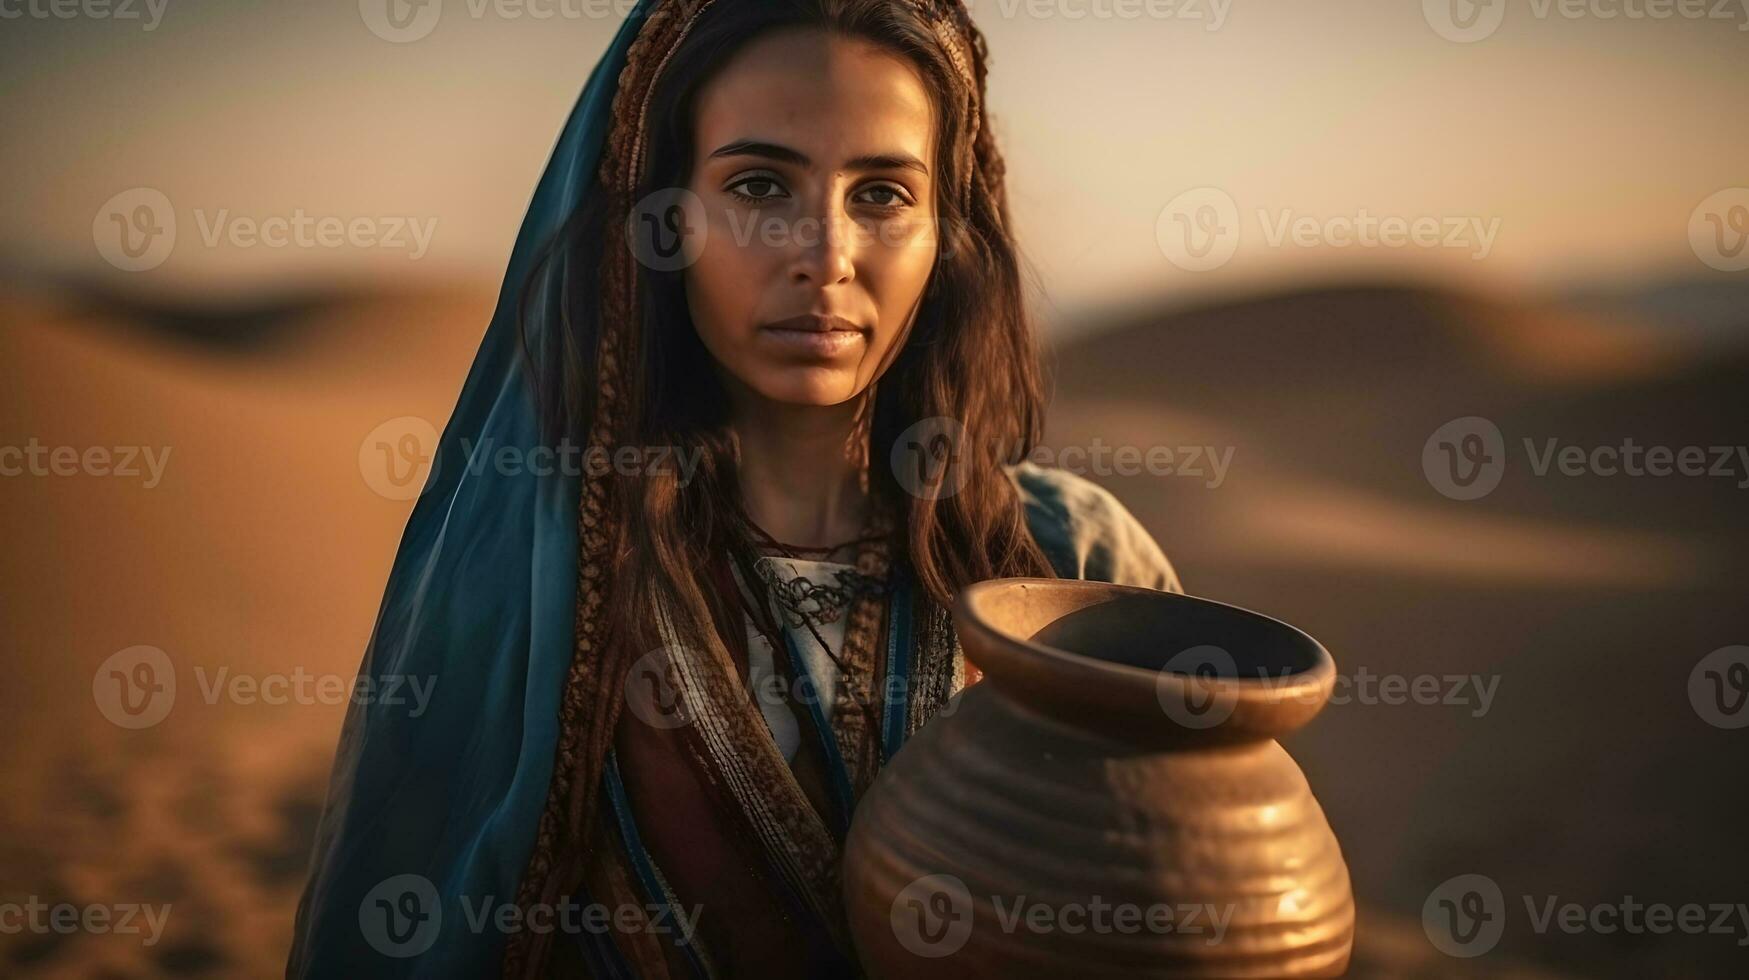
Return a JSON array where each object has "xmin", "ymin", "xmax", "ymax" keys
[{"xmin": 3, "ymin": 275, "xmax": 1743, "ymax": 976}]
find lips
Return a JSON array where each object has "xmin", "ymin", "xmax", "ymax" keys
[
  {"xmin": 758, "ymin": 313, "xmax": 868, "ymax": 358},
  {"xmin": 760, "ymin": 313, "xmax": 865, "ymax": 334}
]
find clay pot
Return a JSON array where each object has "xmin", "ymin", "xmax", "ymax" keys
[{"xmin": 844, "ymin": 578, "xmax": 1354, "ymax": 978}]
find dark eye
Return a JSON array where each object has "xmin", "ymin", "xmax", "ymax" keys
[
  {"xmin": 856, "ymin": 183, "xmax": 910, "ymax": 209},
  {"xmin": 727, "ymin": 175, "xmax": 786, "ymax": 204}
]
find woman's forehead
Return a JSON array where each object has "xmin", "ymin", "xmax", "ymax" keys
[{"xmin": 692, "ymin": 29, "xmax": 936, "ymax": 172}]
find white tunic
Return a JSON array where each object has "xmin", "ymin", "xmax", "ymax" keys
[{"xmin": 737, "ymin": 555, "xmax": 859, "ymax": 761}]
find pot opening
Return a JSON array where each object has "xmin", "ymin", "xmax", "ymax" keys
[{"xmin": 1028, "ymin": 592, "xmax": 1325, "ymax": 682}]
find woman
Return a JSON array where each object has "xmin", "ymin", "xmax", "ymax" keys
[{"xmin": 289, "ymin": 0, "xmax": 1180, "ymax": 976}]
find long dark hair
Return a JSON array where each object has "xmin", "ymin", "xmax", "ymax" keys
[{"xmin": 519, "ymin": 0, "xmax": 1056, "ymax": 662}]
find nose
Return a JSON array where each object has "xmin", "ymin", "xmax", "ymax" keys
[{"xmin": 787, "ymin": 192, "xmax": 857, "ymax": 287}]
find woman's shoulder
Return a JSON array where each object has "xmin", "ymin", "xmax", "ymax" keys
[{"xmin": 1003, "ymin": 460, "xmax": 1184, "ymax": 594}]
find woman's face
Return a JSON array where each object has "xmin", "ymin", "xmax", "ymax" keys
[{"xmin": 681, "ymin": 27, "xmax": 939, "ymax": 409}]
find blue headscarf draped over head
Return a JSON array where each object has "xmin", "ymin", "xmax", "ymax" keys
[{"xmin": 288, "ymin": 3, "xmax": 659, "ymax": 974}]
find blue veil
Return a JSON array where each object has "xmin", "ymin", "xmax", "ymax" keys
[{"xmin": 288, "ymin": 4, "xmax": 657, "ymax": 974}]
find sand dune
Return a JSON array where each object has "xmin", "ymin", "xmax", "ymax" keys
[
  {"xmin": 1049, "ymin": 282, "xmax": 1749, "ymax": 978},
  {"xmin": 1, "ymin": 278, "xmax": 497, "ymax": 976}
]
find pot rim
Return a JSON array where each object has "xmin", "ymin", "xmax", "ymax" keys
[{"xmin": 954, "ymin": 578, "xmax": 1338, "ymax": 741}]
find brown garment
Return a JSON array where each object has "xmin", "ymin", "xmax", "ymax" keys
[{"xmin": 601, "ymin": 552, "xmax": 865, "ymax": 977}]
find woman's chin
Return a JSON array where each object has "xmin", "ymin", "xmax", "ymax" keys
[{"xmin": 749, "ymin": 365, "xmax": 866, "ymax": 407}]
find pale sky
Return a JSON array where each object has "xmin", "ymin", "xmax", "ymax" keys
[{"xmin": 2, "ymin": 0, "xmax": 1744, "ymax": 326}]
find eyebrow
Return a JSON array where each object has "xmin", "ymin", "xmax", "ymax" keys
[{"xmin": 706, "ymin": 139, "xmax": 930, "ymax": 177}]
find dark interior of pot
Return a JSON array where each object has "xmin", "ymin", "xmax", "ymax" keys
[{"xmin": 989, "ymin": 585, "xmax": 1324, "ymax": 680}]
